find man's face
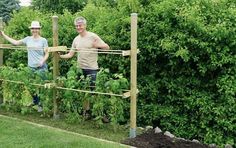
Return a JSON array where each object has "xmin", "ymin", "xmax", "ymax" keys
[{"xmin": 75, "ymin": 22, "xmax": 86, "ymax": 33}]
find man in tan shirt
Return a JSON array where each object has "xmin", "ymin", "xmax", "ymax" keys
[{"xmin": 59, "ymin": 17, "xmax": 110, "ymax": 118}]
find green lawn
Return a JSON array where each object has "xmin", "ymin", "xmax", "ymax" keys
[
  {"xmin": 0, "ymin": 115, "xmax": 129, "ymax": 148},
  {"xmin": 0, "ymin": 109, "xmax": 129, "ymax": 143}
]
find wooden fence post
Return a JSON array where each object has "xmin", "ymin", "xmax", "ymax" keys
[
  {"xmin": 130, "ymin": 13, "xmax": 138, "ymax": 138},
  {"xmin": 0, "ymin": 17, "xmax": 3, "ymax": 104},
  {"xmin": 0, "ymin": 17, "xmax": 3, "ymax": 66},
  {"xmin": 52, "ymin": 16, "xmax": 59, "ymax": 119}
]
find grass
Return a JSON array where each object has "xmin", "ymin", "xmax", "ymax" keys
[
  {"xmin": 0, "ymin": 115, "xmax": 129, "ymax": 148},
  {"xmin": 0, "ymin": 107, "xmax": 130, "ymax": 145}
]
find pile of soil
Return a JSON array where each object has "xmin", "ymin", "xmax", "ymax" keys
[{"xmin": 122, "ymin": 129, "xmax": 210, "ymax": 148}]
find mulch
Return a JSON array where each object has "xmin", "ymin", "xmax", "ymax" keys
[{"xmin": 122, "ymin": 129, "xmax": 210, "ymax": 148}]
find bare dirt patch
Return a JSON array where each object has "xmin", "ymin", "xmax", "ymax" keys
[{"xmin": 122, "ymin": 129, "xmax": 210, "ymax": 148}]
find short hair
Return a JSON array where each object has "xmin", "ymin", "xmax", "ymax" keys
[{"xmin": 74, "ymin": 17, "xmax": 87, "ymax": 25}]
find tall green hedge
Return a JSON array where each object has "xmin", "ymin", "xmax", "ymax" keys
[
  {"xmin": 2, "ymin": 0, "xmax": 236, "ymax": 146},
  {"xmin": 137, "ymin": 0, "xmax": 236, "ymax": 146}
]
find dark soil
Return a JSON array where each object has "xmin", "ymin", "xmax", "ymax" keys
[{"xmin": 122, "ymin": 129, "xmax": 210, "ymax": 148}]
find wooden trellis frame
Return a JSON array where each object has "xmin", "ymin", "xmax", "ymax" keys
[{"xmin": 0, "ymin": 13, "xmax": 138, "ymax": 138}]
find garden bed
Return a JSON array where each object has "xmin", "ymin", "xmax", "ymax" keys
[{"xmin": 122, "ymin": 129, "xmax": 210, "ymax": 148}]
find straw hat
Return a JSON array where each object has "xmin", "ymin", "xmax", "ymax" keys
[{"xmin": 29, "ymin": 21, "xmax": 41, "ymax": 29}]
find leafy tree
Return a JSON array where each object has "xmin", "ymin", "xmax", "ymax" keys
[
  {"xmin": 0, "ymin": 0, "xmax": 20, "ymax": 23},
  {"xmin": 90, "ymin": 0, "xmax": 118, "ymax": 7},
  {"xmin": 31, "ymin": 0, "xmax": 130, "ymax": 13},
  {"xmin": 31, "ymin": 0, "xmax": 88, "ymax": 14}
]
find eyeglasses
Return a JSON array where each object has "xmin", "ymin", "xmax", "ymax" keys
[{"xmin": 31, "ymin": 28, "xmax": 40, "ymax": 30}]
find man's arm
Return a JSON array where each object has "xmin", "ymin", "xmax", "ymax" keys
[
  {"xmin": 59, "ymin": 50, "xmax": 75, "ymax": 59},
  {"xmin": 92, "ymin": 37, "xmax": 110, "ymax": 50}
]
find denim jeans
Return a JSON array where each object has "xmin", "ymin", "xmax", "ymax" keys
[
  {"xmin": 81, "ymin": 69, "xmax": 97, "ymax": 90},
  {"xmin": 30, "ymin": 64, "xmax": 48, "ymax": 80},
  {"xmin": 30, "ymin": 64, "xmax": 48, "ymax": 106}
]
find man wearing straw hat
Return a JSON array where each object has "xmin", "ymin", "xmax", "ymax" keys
[
  {"xmin": 59, "ymin": 16, "xmax": 110, "ymax": 119},
  {"xmin": 0, "ymin": 20, "xmax": 49, "ymax": 112}
]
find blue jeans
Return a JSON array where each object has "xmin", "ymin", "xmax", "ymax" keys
[
  {"xmin": 30, "ymin": 64, "xmax": 48, "ymax": 106},
  {"xmin": 81, "ymin": 69, "xmax": 97, "ymax": 90},
  {"xmin": 30, "ymin": 64, "xmax": 48, "ymax": 80}
]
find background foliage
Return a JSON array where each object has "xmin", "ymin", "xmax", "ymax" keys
[
  {"xmin": 1, "ymin": 0, "xmax": 236, "ymax": 146},
  {"xmin": 31, "ymin": 0, "xmax": 88, "ymax": 14},
  {"xmin": 137, "ymin": 0, "xmax": 236, "ymax": 146},
  {"xmin": 0, "ymin": 0, "xmax": 20, "ymax": 23}
]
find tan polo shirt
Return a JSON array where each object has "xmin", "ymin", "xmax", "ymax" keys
[{"xmin": 71, "ymin": 31, "xmax": 105, "ymax": 70}]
